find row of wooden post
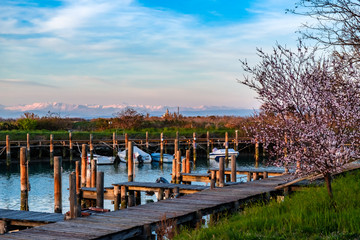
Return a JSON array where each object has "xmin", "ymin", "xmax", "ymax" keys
[{"xmin": 3, "ymin": 130, "xmax": 244, "ymax": 164}]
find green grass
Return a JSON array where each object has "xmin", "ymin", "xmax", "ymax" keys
[{"xmin": 175, "ymin": 171, "xmax": 360, "ymax": 240}]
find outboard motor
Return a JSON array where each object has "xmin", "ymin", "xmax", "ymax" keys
[
  {"xmin": 155, "ymin": 177, "xmax": 169, "ymax": 184},
  {"xmin": 146, "ymin": 177, "xmax": 169, "ymax": 196},
  {"xmin": 137, "ymin": 155, "xmax": 144, "ymax": 164}
]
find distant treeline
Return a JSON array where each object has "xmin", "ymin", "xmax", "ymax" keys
[{"xmin": 0, "ymin": 108, "xmax": 255, "ymax": 137}]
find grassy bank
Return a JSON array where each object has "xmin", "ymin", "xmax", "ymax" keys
[{"xmin": 175, "ymin": 171, "xmax": 360, "ymax": 240}]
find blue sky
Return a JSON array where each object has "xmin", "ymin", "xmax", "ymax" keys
[{"xmin": 0, "ymin": 0, "xmax": 306, "ymax": 109}]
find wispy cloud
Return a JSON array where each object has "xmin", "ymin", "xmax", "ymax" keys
[
  {"xmin": 0, "ymin": 79, "xmax": 55, "ymax": 88},
  {"xmin": 0, "ymin": 0, "xmax": 306, "ymax": 108}
]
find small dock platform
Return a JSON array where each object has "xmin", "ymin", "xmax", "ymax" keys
[
  {"xmin": 0, "ymin": 209, "xmax": 64, "ymax": 234},
  {"xmin": 0, "ymin": 175, "xmax": 288, "ymax": 239}
]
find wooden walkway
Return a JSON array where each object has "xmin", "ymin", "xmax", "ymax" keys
[
  {"xmin": 0, "ymin": 209, "xmax": 64, "ymax": 234},
  {"xmin": 0, "ymin": 175, "xmax": 288, "ymax": 239}
]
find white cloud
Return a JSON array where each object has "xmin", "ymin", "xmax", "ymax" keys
[{"xmin": 0, "ymin": 0, "xmax": 306, "ymax": 108}]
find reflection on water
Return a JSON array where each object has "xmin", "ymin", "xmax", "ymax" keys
[{"xmin": 0, "ymin": 153, "xmax": 279, "ymax": 213}]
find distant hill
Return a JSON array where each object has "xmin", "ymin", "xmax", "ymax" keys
[{"xmin": 0, "ymin": 102, "xmax": 256, "ymax": 119}]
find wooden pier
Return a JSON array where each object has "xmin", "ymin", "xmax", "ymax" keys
[
  {"xmin": 0, "ymin": 209, "xmax": 64, "ymax": 234},
  {"xmin": 0, "ymin": 175, "xmax": 288, "ymax": 239}
]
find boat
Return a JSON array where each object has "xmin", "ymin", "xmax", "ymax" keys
[
  {"xmin": 92, "ymin": 154, "xmax": 116, "ymax": 165},
  {"xmin": 209, "ymin": 148, "xmax": 239, "ymax": 161},
  {"xmin": 150, "ymin": 153, "xmax": 174, "ymax": 163},
  {"xmin": 118, "ymin": 146, "xmax": 152, "ymax": 164},
  {"xmin": 81, "ymin": 153, "xmax": 117, "ymax": 165}
]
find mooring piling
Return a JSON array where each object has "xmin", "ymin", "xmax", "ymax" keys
[
  {"xmin": 20, "ymin": 147, "xmax": 29, "ymax": 211},
  {"xmin": 54, "ymin": 156, "xmax": 62, "ymax": 214},
  {"xmin": 128, "ymin": 141, "xmax": 134, "ymax": 182}
]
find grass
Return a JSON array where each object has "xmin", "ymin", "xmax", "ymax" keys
[{"xmin": 175, "ymin": 171, "xmax": 360, "ymax": 240}]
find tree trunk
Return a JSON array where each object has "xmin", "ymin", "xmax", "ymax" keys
[{"xmin": 324, "ymin": 172, "xmax": 333, "ymax": 199}]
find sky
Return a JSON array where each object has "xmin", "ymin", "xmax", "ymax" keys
[{"xmin": 0, "ymin": 0, "xmax": 307, "ymax": 109}]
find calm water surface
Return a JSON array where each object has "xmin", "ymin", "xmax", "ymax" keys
[{"xmin": 0, "ymin": 154, "xmax": 279, "ymax": 213}]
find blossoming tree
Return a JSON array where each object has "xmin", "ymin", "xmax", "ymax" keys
[{"xmin": 240, "ymin": 43, "xmax": 360, "ymax": 198}]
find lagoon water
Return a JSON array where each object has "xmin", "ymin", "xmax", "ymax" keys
[{"xmin": 0, "ymin": 154, "xmax": 276, "ymax": 213}]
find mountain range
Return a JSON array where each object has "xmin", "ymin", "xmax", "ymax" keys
[{"xmin": 0, "ymin": 102, "xmax": 256, "ymax": 119}]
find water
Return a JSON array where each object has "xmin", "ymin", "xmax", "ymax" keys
[{"xmin": 0, "ymin": 154, "xmax": 280, "ymax": 213}]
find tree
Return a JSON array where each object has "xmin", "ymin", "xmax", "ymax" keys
[
  {"xmin": 16, "ymin": 112, "xmax": 38, "ymax": 130},
  {"xmin": 240, "ymin": 42, "xmax": 360, "ymax": 198},
  {"xmin": 292, "ymin": 0, "xmax": 360, "ymax": 59},
  {"xmin": 113, "ymin": 107, "xmax": 144, "ymax": 130}
]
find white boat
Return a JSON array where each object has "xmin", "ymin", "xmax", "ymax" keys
[
  {"xmin": 209, "ymin": 148, "xmax": 239, "ymax": 161},
  {"xmin": 81, "ymin": 154, "xmax": 116, "ymax": 165},
  {"xmin": 118, "ymin": 146, "xmax": 152, "ymax": 164},
  {"xmin": 150, "ymin": 153, "xmax": 174, "ymax": 163},
  {"xmin": 92, "ymin": 154, "xmax": 116, "ymax": 165}
]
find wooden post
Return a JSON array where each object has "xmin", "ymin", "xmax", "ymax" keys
[
  {"xmin": 113, "ymin": 132, "xmax": 117, "ymax": 157},
  {"xmin": 185, "ymin": 149, "xmax": 191, "ymax": 173},
  {"xmin": 219, "ymin": 157, "xmax": 225, "ymax": 187},
  {"xmin": 263, "ymin": 171, "xmax": 268, "ymax": 179},
  {"xmin": 62, "ymin": 141, "xmax": 66, "ymax": 158},
  {"xmin": 54, "ymin": 156, "xmax": 62, "ymax": 213},
  {"xmin": 176, "ymin": 150, "xmax": 181, "ymax": 184},
  {"xmin": 90, "ymin": 159, "xmax": 97, "ymax": 188},
  {"xmin": 174, "ymin": 138, "xmax": 178, "ymax": 155},
  {"xmin": 160, "ymin": 132, "xmax": 164, "ymax": 163},
  {"xmin": 225, "ymin": 132, "xmax": 229, "ymax": 161},
  {"xmin": 235, "ymin": 130, "xmax": 239, "ymax": 151},
  {"xmin": 69, "ymin": 132, "xmax": 73, "ymax": 151},
  {"xmin": 173, "ymin": 187, "xmax": 180, "ymax": 198},
  {"xmin": 89, "ymin": 134, "xmax": 94, "ymax": 160},
  {"xmin": 86, "ymin": 168, "xmax": 91, "ymax": 188},
  {"xmin": 253, "ymin": 172, "xmax": 259, "ymax": 181},
  {"xmin": 114, "ymin": 185, "xmax": 120, "ymax": 211},
  {"xmin": 75, "ymin": 160, "xmax": 81, "ymax": 216},
  {"xmin": 50, "ymin": 134, "xmax": 54, "ymax": 165},
  {"xmin": 128, "ymin": 190, "xmax": 135, "ymax": 207},
  {"xmin": 171, "ymin": 157, "xmax": 176, "ymax": 183},
  {"xmin": 20, "ymin": 147, "xmax": 28, "ymax": 211},
  {"xmin": 247, "ymin": 172, "xmax": 252, "ymax": 182},
  {"xmin": 182, "ymin": 158, "xmax": 186, "ymax": 173},
  {"xmin": 128, "ymin": 141, "xmax": 134, "ymax": 182},
  {"xmin": 207, "ymin": 131, "xmax": 210, "ymax": 158},
  {"xmin": 145, "ymin": 131, "xmax": 149, "ymax": 149},
  {"xmin": 135, "ymin": 191, "xmax": 141, "ymax": 206},
  {"xmin": 125, "ymin": 133, "xmax": 128, "ymax": 150},
  {"xmin": 39, "ymin": 141, "xmax": 42, "ymax": 159},
  {"xmin": 164, "ymin": 189, "xmax": 171, "ymax": 199},
  {"xmin": 26, "ymin": 133, "xmax": 30, "ymax": 161},
  {"xmin": 231, "ymin": 155, "xmax": 236, "ymax": 182},
  {"xmin": 96, "ymin": 172, "xmax": 104, "ymax": 209},
  {"xmin": 157, "ymin": 188, "xmax": 164, "ymax": 201},
  {"xmin": 210, "ymin": 171, "xmax": 216, "ymax": 189},
  {"xmin": 120, "ymin": 186, "xmax": 127, "ymax": 209},
  {"xmin": 81, "ymin": 144, "xmax": 87, "ymax": 187},
  {"xmin": 192, "ymin": 132, "xmax": 196, "ymax": 163},
  {"xmin": 176, "ymin": 131, "xmax": 180, "ymax": 153},
  {"xmin": 6, "ymin": 135, "xmax": 11, "ymax": 164},
  {"xmin": 69, "ymin": 172, "xmax": 76, "ymax": 219}
]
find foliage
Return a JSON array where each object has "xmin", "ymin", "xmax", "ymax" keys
[
  {"xmin": 175, "ymin": 171, "xmax": 360, "ymax": 240},
  {"xmin": 292, "ymin": 0, "xmax": 360, "ymax": 59},
  {"xmin": 240, "ymin": 42, "xmax": 360, "ymax": 197},
  {"xmin": 16, "ymin": 112, "xmax": 38, "ymax": 130}
]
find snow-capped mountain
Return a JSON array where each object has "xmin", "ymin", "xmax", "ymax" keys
[{"xmin": 0, "ymin": 102, "xmax": 255, "ymax": 119}]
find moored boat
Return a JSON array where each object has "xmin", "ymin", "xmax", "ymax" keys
[
  {"xmin": 118, "ymin": 146, "xmax": 152, "ymax": 164},
  {"xmin": 209, "ymin": 148, "xmax": 239, "ymax": 161},
  {"xmin": 150, "ymin": 153, "xmax": 174, "ymax": 163}
]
